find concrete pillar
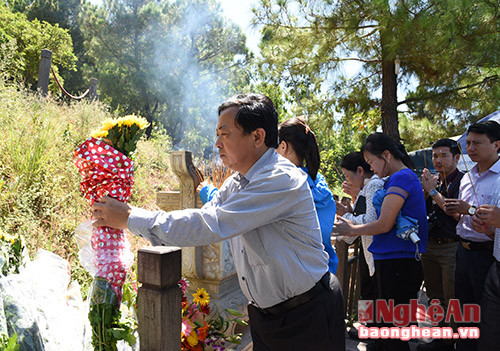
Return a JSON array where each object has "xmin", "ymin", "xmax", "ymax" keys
[{"xmin": 37, "ymin": 49, "xmax": 52, "ymax": 97}]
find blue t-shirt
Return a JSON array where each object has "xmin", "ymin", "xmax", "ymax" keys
[
  {"xmin": 300, "ymin": 167, "xmax": 338, "ymax": 274},
  {"xmin": 368, "ymin": 168, "xmax": 428, "ymax": 260}
]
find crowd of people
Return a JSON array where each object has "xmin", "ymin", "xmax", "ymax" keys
[
  {"xmin": 91, "ymin": 92, "xmax": 500, "ymax": 351},
  {"xmin": 335, "ymin": 120, "xmax": 500, "ymax": 351}
]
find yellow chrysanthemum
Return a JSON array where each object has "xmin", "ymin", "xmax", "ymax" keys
[
  {"xmin": 120, "ymin": 116, "xmax": 135, "ymax": 127},
  {"xmin": 192, "ymin": 288, "xmax": 210, "ymax": 306},
  {"xmin": 119, "ymin": 115, "xmax": 149, "ymax": 129},
  {"xmin": 101, "ymin": 118, "xmax": 117, "ymax": 132},
  {"xmin": 187, "ymin": 329, "xmax": 199, "ymax": 347},
  {"xmin": 90, "ymin": 129, "xmax": 109, "ymax": 139}
]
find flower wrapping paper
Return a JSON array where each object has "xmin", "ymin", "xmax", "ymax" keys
[{"xmin": 74, "ymin": 137, "xmax": 134, "ymax": 301}]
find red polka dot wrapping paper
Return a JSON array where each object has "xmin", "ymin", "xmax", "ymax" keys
[{"xmin": 73, "ymin": 137, "xmax": 135, "ymax": 302}]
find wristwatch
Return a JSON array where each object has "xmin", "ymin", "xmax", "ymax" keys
[
  {"xmin": 468, "ymin": 206, "xmax": 477, "ymax": 216},
  {"xmin": 429, "ymin": 189, "xmax": 439, "ymax": 197}
]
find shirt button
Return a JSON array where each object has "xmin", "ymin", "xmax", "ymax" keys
[{"xmin": 241, "ymin": 276, "xmax": 245, "ymax": 281}]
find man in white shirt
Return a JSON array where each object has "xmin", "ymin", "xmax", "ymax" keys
[
  {"xmin": 92, "ymin": 93, "xmax": 345, "ymax": 350},
  {"xmin": 444, "ymin": 120, "xmax": 500, "ymax": 351},
  {"xmin": 472, "ymin": 178, "xmax": 500, "ymax": 351}
]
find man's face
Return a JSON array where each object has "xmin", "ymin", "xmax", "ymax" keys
[
  {"xmin": 466, "ymin": 132, "xmax": 500, "ymax": 163},
  {"xmin": 215, "ymin": 107, "xmax": 256, "ymax": 174},
  {"xmin": 432, "ymin": 146, "xmax": 458, "ymax": 176}
]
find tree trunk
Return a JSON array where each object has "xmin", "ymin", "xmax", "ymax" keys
[{"xmin": 380, "ymin": 33, "xmax": 400, "ymax": 141}]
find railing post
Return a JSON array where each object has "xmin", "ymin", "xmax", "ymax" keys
[
  {"xmin": 89, "ymin": 78, "xmax": 99, "ymax": 101},
  {"xmin": 137, "ymin": 246, "xmax": 182, "ymax": 351},
  {"xmin": 335, "ymin": 238, "xmax": 361, "ymax": 317},
  {"xmin": 37, "ymin": 49, "xmax": 52, "ymax": 97}
]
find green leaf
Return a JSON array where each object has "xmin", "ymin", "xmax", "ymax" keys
[{"xmin": 225, "ymin": 308, "xmax": 243, "ymax": 317}]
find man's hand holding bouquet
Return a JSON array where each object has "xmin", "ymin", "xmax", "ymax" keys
[{"xmin": 74, "ymin": 115, "xmax": 148, "ymax": 351}]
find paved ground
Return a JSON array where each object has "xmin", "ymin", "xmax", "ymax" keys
[
  {"xmin": 237, "ymin": 332, "xmax": 422, "ymax": 351},
  {"xmin": 345, "ymin": 327, "xmax": 421, "ymax": 351}
]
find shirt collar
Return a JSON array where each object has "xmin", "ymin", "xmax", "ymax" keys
[
  {"xmin": 471, "ymin": 157, "xmax": 500, "ymax": 176},
  {"xmin": 237, "ymin": 147, "xmax": 274, "ymax": 183},
  {"xmin": 364, "ymin": 174, "xmax": 380, "ymax": 186}
]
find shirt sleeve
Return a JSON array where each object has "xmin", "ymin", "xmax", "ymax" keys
[
  {"xmin": 343, "ymin": 178, "xmax": 383, "ymax": 226},
  {"xmin": 128, "ymin": 171, "xmax": 307, "ymax": 247},
  {"xmin": 339, "ymin": 178, "xmax": 384, "ymax": 243},
  {"xmin": 387, "ymin": 170, "xmax": 414, "ymax": 193}
]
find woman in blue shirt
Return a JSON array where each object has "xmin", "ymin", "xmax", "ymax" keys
[
  {"xmin": 334, "ymin": 132, "xmax": 427, "ymax": 351},
  {"xmin": 276, "ymin": 117, "xmax": 339, "ymax": 274}
]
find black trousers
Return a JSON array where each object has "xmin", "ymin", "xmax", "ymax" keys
[
  {"xmin": 248, "ymin": 273, "xmax": 345, "ymax": 351},
  {"xmin": 359, "ymin": 242, "xmax": 378, "ymax": 301},
  {"xmin": 479, "ymin": 260, "xmax": 500, "ymax": 351},
  {"xmin": 374, "ymin": 257, "xmax": 423, "ymax": 351},
  {"xmin": 454, "ymin": 244, "xmax": 494, "ymax": 351}
]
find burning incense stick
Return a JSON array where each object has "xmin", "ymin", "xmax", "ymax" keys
[
  {"xmin": 439, "ymin": 154, "xmax": 448, "ymax": 193},
  {"xmin": 457, "ymin": 142, "xmax": 479, "ymax": 205},
  {"xmin": 424, "ymin": 149, "xmax": 428, "ymax": 169},
  {"xmin": 198, "ymin": 154, "xmax": 233, "ymax": 189}
]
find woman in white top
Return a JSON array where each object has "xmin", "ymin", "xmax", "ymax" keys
[{"xmin": 336, "ymin": 151, "xmax": 384, "ymax": 300}]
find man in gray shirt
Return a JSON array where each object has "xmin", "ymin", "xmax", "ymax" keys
[{"xmin": 92, "ymin": 93, "xmax": 345, "ymax": 350}]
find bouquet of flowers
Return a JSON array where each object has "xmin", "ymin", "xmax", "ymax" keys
[
  {"xmin": 179, "ymin": 278, "xmax": 247, "ymax": 351},
  {"xmin": 73, "ymin": 115, "xmax": 148, "ymax": 350},
  {"xmin": 0, "ymin": 229, "xmax": 25, "ymax": 277}
]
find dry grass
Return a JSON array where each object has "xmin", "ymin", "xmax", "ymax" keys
[{"xmin": 0, "ymin": 80, "xmax": 178, "ymax": 295}]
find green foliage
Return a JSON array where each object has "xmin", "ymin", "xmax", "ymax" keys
[
  {"xmin": 0, "ymin": 3, "xmax": 77, "ymax": 94},
  {"xmin": 254, "ymin": 0, "xmax": 500, "ymax": 140},
  {"xmin": 89, "ymin": 301, "xmax": 135, "ymax": 351},
  {"xmin": 250, "ymin": 81, "xmax": 290, "ymax": 121},
  {"xmin": 0, "ymin": 79, "xmax": 177, "ymax": 298},
  {"xmin": 80, "ymin": 0, "xmax": 250, "ymax": 152},
  {"xmin": 88, "ymin": 278, "xmax": 137, "ymax": 351},
  {"xmin": 7, "ymin": 0, "xmax": 89, "ymax": 94},
  {"xmin": 0, "ymin": 230, "xmax": 25, "ymax": 276},
  {"xmin": 0, "ymin": 333, "xmax": 19, "ymax": 351},
  {"xmin": 398, "ymin": 114, "xmax": 459, "ymax": 152}
]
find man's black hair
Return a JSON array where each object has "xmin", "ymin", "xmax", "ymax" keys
[
  {"xmin": 432, "ymin": 138, "xmax": 460, "ymax": 156},
  {"xmin": 218, "ymin": 93, "xmax": 279, "ymax": 148},
  {"xmin": 467, "ymin": 120, "xmax": 500, "ymax": 143}
]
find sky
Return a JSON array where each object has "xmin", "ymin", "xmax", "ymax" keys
[{"xmin": 218, "ymin": 0, "xmax": 261, "ymax": 55}]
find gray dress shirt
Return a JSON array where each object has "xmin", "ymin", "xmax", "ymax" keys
[{"xmin": 128, "ymin": 148, "xmax": 329, "ymax": 308}]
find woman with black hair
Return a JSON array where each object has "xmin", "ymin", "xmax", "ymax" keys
[
  {"xmin": 337, "ymin": 151, "xmax": 385, "ymax": 302},
  {"xmin": 334, "ymin": 132, "xmax": 428, "ymax": 351},
  {"xmin": 277, "ymin": 117, "xmax": 339, "ymax": 274}
]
